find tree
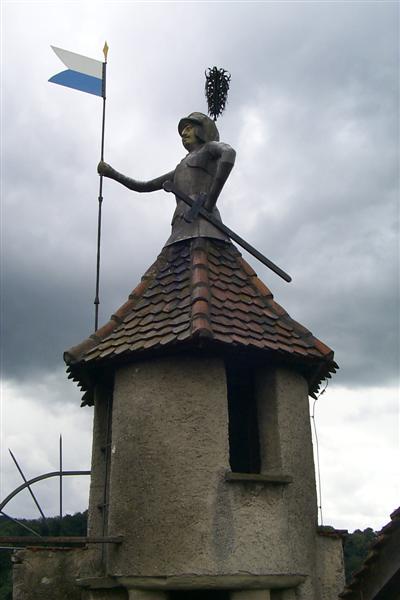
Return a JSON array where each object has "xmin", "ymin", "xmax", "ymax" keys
[{"xmin": 343, "ymin": 528, "xmax": 377, "ymax": 582}]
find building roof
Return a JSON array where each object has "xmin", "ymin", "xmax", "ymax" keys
[
  {"xmin": 64, "ymin": 238, "xmax": 337, "ymax": 404},
  {"xmin": 340, "ymin": 507, "xmax": 400, "ymax": 599}
]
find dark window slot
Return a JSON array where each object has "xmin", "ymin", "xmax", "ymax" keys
[{"xmin": 226, "ymin": 360, "xmax": 261, "ymax": 474}]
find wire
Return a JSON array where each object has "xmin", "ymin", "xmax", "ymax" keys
[{"xmin": 311, "ymin": 379, "xmax": 329, "ymax": 526}]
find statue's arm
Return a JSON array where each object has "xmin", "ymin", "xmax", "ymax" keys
[
  {"xmin": 205, "ymin": 142, "xmax": 236, "ymax": 211},
  {"xmin": 98, "ymin": 161, "xmax": 175, "ymax": 192}
]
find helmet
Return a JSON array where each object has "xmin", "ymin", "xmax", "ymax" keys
[{"xmin": 178, "ymin": 112, "xmax": 220, "ymax": 143}]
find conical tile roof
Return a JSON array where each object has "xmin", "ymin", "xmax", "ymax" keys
[{"xmin": 65, "ymin": 238, "xmax": 337, "ymax": 403}]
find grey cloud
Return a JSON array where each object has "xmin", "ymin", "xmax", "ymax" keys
[
  {"xmin": 2, "ymin": 1, "xmax": 398, "ymax": 529},
  {"xmin": 2, "ymin": 2, "xmax": 398, "ymax": 394}
]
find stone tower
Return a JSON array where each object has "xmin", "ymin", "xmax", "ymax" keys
[{"xmin": 64, "ymin": 237, "xmax": 345, "ymax": 600}]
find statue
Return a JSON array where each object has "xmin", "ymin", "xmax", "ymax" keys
[
  {"xmin": 98, "ymin": 112, "xmax": 236, "ymax": 245},
  {"xmin": 97, "ymin": 108, "xmax": 290, "ymax": 282}
]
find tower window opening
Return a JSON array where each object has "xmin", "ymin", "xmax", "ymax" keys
[{"xmin": 225, "ymin": 359, "xmax": 261, "ymax": 474}]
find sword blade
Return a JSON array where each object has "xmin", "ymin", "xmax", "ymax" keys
[{"xmin": 163, "ymin": 181, "xmax": 292, "ymax": 283}]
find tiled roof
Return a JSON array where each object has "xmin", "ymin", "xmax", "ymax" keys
[
  {"xmin": 340, "ymin": 507, "xmax": 400, "ymax": 598},
  {"xmin": 65, "ymin": 238, "xmax": 337, "ymax": 402}
]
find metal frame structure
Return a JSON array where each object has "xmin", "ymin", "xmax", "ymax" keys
[{"xmin": 0, "ymin": 442, "xmax": 120, "ymax": 547}]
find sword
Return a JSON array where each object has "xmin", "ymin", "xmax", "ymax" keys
[{"xmin": 163, "ymin": 181, "xmax": 292, "ymax": 283}]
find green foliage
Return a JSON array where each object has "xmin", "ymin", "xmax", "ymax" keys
[
  {"xmin": 0, "ymin": 550, "xmax": 12, "ymax": 600},
  {"xmin": 343, "ymin": 527, "xmax": 377, "ymax": 582},
  {"xmin": 0, "ymin": 512, "xmax": 87, "ymax": 600}
]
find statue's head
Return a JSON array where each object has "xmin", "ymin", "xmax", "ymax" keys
[{"xmin": 178, "ymin": 112, "xmax": 220, "ymax": 149}]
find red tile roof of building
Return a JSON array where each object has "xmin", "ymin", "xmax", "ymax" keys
[{"xmin": 64, "ymin": 238, "xmax": 337, "ymax": 403}]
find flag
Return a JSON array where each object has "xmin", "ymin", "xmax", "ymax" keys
[{"xmin": 49, "ymin": 46, "xmax": 105, "ymax": 97}]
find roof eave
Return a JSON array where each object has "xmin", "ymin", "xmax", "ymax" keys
[{"xmin": 66, "ymin": 336, "xmax": 337, "ymax": 406}]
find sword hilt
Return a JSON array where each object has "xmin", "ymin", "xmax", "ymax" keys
[{"xmin": 184, "ymin": 193, "xmax": 207, "ymax": 223}]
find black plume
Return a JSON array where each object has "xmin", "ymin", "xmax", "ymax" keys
[{"xmin": 205, "ymin": 67, "xmax": 231, "ymax": 121}]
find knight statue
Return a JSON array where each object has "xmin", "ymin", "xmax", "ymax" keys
[{"xmin": 97, "ymin": 112, "xmax": 236, "ymax": 245}]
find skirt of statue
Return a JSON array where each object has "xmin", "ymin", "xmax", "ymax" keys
[{"xmin": 164, "ymin": 200, "xmax": 229, "ymax": 246}]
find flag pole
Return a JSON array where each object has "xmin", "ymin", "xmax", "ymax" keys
[{"xmin": 94, "ymin": 42, "xmax": 108, "ymax": 331}]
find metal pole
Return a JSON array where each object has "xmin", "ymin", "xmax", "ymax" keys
[
  {"xmin": 101, "ymin": 391, "xmax": 113, "ymax": 568},
  {"xmin": 59, "ymin": 435, "xmax": 63, "ymax": 531},
  {"xmin": 94, "ymin": 43, "xmax": 108, "ymax": 331},
  {"xmin": 8, "ymin": 449, "xmax": 47, "ymax": 525},
  {"xmin": 0, "ymin": 536, "xmax": 123, "ymax": 546}
]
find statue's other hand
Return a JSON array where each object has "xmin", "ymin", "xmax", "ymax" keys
[{"xmin": 98, "ymin": 161, "xmax": 113, "ymax": 177}]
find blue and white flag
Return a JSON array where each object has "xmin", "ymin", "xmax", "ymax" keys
[{"xmin": 49, "ymin": 46, "xmax": 105, "ymax": 97}]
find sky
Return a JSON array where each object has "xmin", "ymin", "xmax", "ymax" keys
[{"xmin": 0, "ymin": 0, "xmax": 399, "ymax": 533}]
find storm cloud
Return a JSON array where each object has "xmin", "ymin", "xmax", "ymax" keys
[{"xmin": 1, "ymin": 1, "xmax": 398, "ymax": 528}]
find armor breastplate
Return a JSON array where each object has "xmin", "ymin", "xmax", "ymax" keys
[{"xmin": 165, "ymin": 145, "xmax": 229, "ymax": 246}]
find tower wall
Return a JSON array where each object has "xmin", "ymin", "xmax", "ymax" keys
[
  {"xmin": 106, "ymin": 355, "xmax": 229, "ymax": 576},
  {"xmin": 88, "ymin": 354, "xmax": 327, "ymax": 597}
]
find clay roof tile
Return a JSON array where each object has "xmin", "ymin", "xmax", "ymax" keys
[{"xmin": 65, "ymin": 238, "xmax": 336, "ymax": 400}]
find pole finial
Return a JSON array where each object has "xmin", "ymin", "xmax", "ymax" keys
[
  {"xmin": 103, "ymin": 41, "xmax": 109, "ymax": 61},
  {"xmin": 205, "ymin": 66, "xmax": 231, "ymax": 121}
]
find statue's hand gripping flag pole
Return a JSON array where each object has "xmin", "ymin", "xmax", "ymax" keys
[{"xmin": 49, "ymin": 42, "xmax": 109, "ymax": 331}]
